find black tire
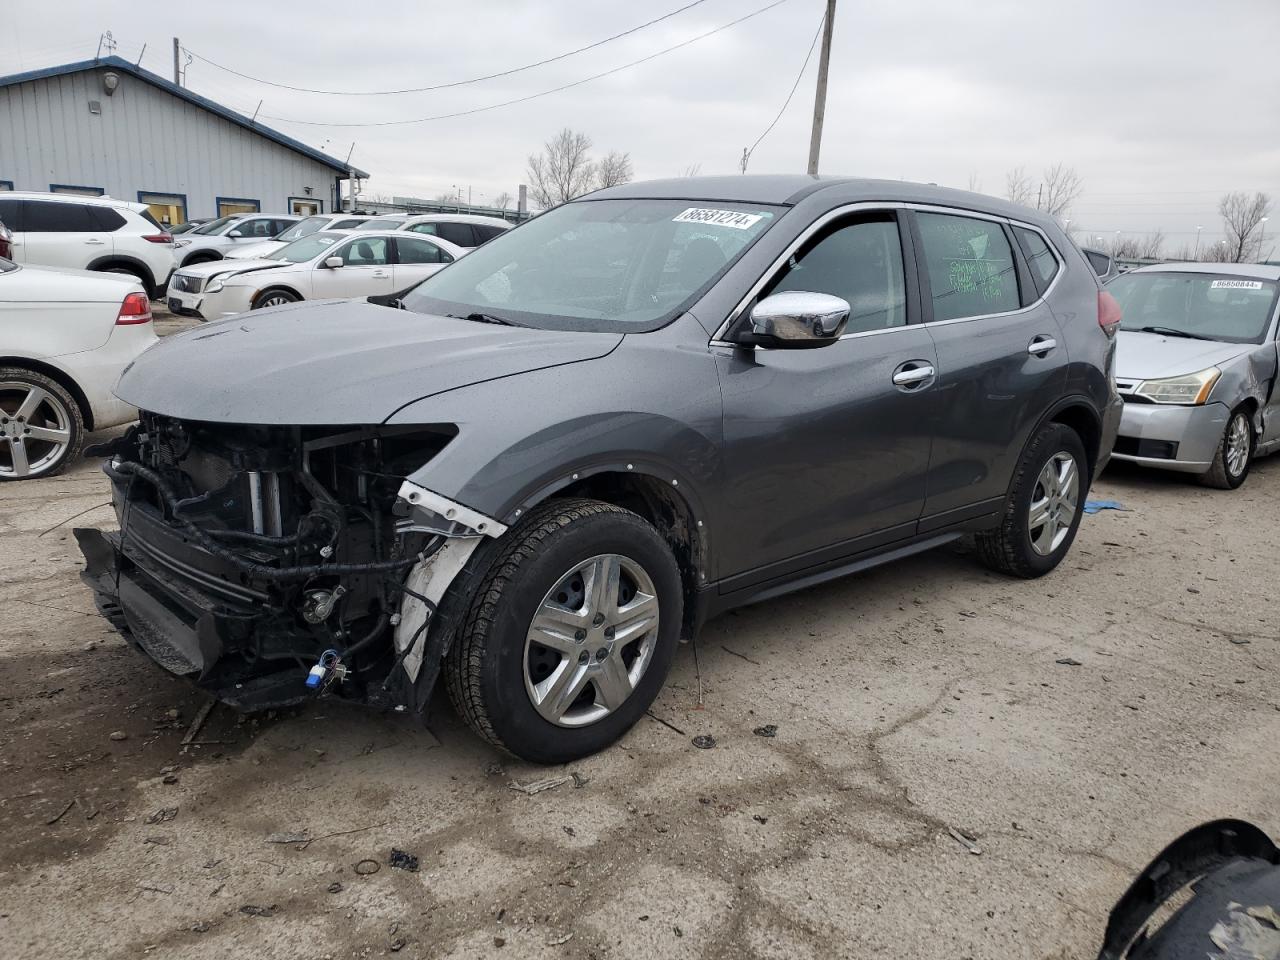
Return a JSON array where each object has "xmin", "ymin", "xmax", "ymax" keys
[
  {"xmin": 101, "ymin": 265, "xmax": 150, "ymax": 290},
  {"xmin": 182, "ymin": 253, "xmax": 219, "ymax": 267},
  {"xmin": 1199, "ymin": 406, "xmax": 1253, "ymax": 490},
  {"xmin": 444, "ymin": 498, "xmax": 683, "ymax": 764},
  {"xmin": 252, "ymin": 288, "xmax": 301, "ymax": 310},
  {"xmin": 0, "ymin": 367, "xmax": 85, "ymax": 481},
  {"xmin": 975, "ymin": 422, "xmax": 1089, "ymax": 578}
]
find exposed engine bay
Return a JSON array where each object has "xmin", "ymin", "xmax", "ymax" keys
[{"xmin": 75, "ymin": 411, "xmax": 492, "ymax": 711}]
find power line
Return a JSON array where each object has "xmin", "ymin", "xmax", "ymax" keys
[
  {"xmin": 184, "ymin": 0, "xmax": 715, "ymax": 97},
  {"xmin": 742, "ymin": 9, "xmax": 825, "ymax": 170},
  {"xmin": 250, "ymin": 0, "xmax": 793, "ymax": 128}
]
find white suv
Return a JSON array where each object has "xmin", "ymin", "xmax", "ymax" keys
[
  {"xmin": 0, "ymin": 192, "xmax": 176, "ymax": 299},
  {"xmin": 227, "ymin": 213, "xmax": 377, "ymax": 259},
  {"xmin": 174, "ymin": 214, "xmax": 302, "ymax": 267}
]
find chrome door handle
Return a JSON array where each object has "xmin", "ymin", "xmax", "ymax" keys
[
  {"xmin": 372, "ymin": 270, "xmax": 388, "ymax": 277},
  {"xmin": 892, "ymin": 364, "xmax": 936, "ymax": 386},
  {"xmin": 84, "ymin": 238, "xmax": 106, "ymax": 245},
  {"xmin": 1028, "ymin": 335, "xmax": 1057, "ymax": 356}
]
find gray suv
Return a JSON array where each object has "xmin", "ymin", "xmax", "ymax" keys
[{"xmin": 77, "ymin": 177, "xmax": 1122, "ymax": 763}]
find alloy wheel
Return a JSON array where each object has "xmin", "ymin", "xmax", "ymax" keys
[
  {"xmin": 1028, "ymin": 452, "xmax": 1079, "ymax": 557},
  {"xmin": 1225, "ymin": 413, "xmax": 1251, "ymax": 478},
  {"xmin": 259, "ymin": 293, "xmax": 294, "ymax": 307},
  {"xmin": 0, "ymin": 382, "xmax": 72, "ymax": 478},
  {"xmin": 523, "ymin": 553, "xmax": 660, "ymax": 728}
]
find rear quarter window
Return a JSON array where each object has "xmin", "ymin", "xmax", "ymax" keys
[
  {"xmin": 91, "ymin": 207, "xmax": 129, "ymax": 231},
  {"xmin": 1013, "ymin": 226, "xmax": 1061, "ymax": 295}
]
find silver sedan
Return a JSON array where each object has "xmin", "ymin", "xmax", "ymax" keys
[{"xmin": 1108, "ymin": 263, "xmax": 1280, "ymax": 488}]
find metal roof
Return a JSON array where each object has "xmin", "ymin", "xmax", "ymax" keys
[{"xmin": 0, "ymin": 56, "xmax": 368, "ymax": 178}]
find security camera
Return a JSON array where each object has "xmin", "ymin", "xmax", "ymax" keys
[{"xmin": 103, "ymin": 72, "xmax": 119, "ymax": 96}]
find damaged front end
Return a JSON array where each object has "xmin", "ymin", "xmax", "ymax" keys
[{"xmin": 76, "ymin": 412, "xmax": 498, "ymax": 711}]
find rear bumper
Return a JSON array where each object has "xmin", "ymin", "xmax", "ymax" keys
[
  {"xmin": 1111, "ymin": 400, "xmax": 1226, "ymax": 474},
  {"xmin": 75, "ymin": 522, "xmax": 310, "ymax": 711}
]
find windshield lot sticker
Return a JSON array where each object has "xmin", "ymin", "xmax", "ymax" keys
[
  {"xmin": 673, "ymin": 208, "xmax": 763, "ymax": 230},
  {"xmin": 1210, "ymin": 279, "xmax": 1263, "ymax": 290}
]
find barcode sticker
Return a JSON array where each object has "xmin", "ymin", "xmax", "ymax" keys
[
  {"xmin": 673, "ymin": 208, "xmax": 763, "ymax": 230},
  {"xmin": 1210, "ymin": 279, "xmax": 1263, "ymax": 290}
]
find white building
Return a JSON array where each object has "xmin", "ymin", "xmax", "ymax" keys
[{"xmin": 0, "ymin": 56, "xmax": 367, "ymax": 226}]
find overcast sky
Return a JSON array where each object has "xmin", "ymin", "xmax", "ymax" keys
[{"xmin": 4, "ymin": 0, "xmax": 1278, "ymax": 250}]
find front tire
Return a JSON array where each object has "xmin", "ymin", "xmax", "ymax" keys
[
  {"xmin": 252, "ymin": 289, "xmax": 300, "ymax": 309},
  {"xmin": 976, "ymin": 422, "xmax": 1088, "ymax": 578},
  {"xmin": 0, "ymin": 368, "xmax": 84, "ymax": 480},
  {"xmin": 445, "ymin": 499, "xmax": 683, "ymax": 764},
  {"xmin": 1199, "ymin": 407, "xmax": 1252, "ymax": 490}
]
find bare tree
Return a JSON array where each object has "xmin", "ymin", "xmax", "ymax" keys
[
  {"xmin": 1005, "ymin": 167, "xmax": 1034, "ymax": 206},
  {"xmin": 1219, "ymin": 191, "xmax": 1272, "ymax": 262},
  {"xmin": 1168, "ymin": 243, "xmax": 1198, "ymax": 262},
  {"xmin": 1040, "ymin": 163, "xmax": 1083, "ymax": 218},
  {"xmin": 966, "ymin": 172, "xmax": 982, "ymax": 193},
  {"xmin": 596, "ymin": 151, "xmax": 634, "ymax": 190},
  {"xmin": 527, "ymin": 128, "xmax": 597, "ymax": 209},
  {"xmin": 1138, "ymin": 229, "xmax": 1165, "ymax": 260},
  {"xmin": 490, "ymin": 191, "xmax": 512, "ymax": 211},
  {"xmin": 681, "ymin": 162, "xmax": 703, "ymax": 178}
]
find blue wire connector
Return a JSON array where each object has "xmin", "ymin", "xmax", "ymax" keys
[{"xmin": 306, "ymin": 649, "xmax": 342, "ymax": 690}]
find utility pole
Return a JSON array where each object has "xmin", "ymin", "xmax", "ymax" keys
[
  {"xmin": 806, "ymin": 0, "xmax": 837, "ymax": 176},
  {"xmin": 172, "ymin": 38, "xmax": 180, "ymax": 86}
]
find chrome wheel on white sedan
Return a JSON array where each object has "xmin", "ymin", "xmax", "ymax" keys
[{"xmin": 0, "ymin": 369, "xmax": 84, "ymax": 480}]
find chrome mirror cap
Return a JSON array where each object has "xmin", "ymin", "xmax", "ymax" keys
[{"xmin": 747, "ymin": 290, "xmax": 850, "ymax": 347}]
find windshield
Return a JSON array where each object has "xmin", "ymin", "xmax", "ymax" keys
[
  {"xmin": 192, "ymin": 215, "xmax": 241, "ymax": 236},
  {"xmin": 266, "ymin": 231, "xmax": 345, "ymax": 263},
  {"xmin": 401, "ymin": 199, "xmax": 780, "ymax": 332},
  {"xmin": 275, "ymin": 216, "xmax": 328, "ymax": 243},
  {"xmin": 1110, "ymin": 271, "xmax": 1279, "ymax": 344}
]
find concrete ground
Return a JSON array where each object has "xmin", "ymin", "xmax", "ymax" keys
[{"xmin": 1, "ymin": 319, "xmax": 1276, "ymax": 958}]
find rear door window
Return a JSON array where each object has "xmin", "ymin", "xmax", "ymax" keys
[
  {"xmin": 436, "ymin": 222, "xmax": 477, "ymax": 247},
  {"xmin": 1013, "ymin": 226, "xmax": 1060, "ymax": 295},
  {"xmin": 23, "ymin": 201, "xmax": 100, "ymax": 232},
  {"xmin": 915, "ymin": 212, "xmax": 1020, "ymax": 321},
  {"xmin": 395, "ymin": 236, "xmax": 451, "ymax": 264}
]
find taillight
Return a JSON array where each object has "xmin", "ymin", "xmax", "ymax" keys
[
  {"xmin": 142, "ymin": 232, "xmax": 174, "ymax": 244},
  {"xmin": 1098, "ymin": 289, "xmax": 1122, "ymax": 338},
  {"xmin": 117, "ymin": 291, "xmax": 153, "ymax": 325}
]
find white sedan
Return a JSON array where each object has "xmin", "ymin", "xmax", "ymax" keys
[
  {"xmin": 0, "ymin": 258, "xmax": 158, "ymax": 479},
  {"xmin": 227, "ymin": 213, "xmax": 377, "ymax": 260},
  {"xmin": 166, "ymin": 230, "xmax": 465, "ymax": 320}
]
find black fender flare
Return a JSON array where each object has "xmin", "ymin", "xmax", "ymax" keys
[{"xmin": 86, "ymin": 254, "xmax": 157, "ymax": 295}]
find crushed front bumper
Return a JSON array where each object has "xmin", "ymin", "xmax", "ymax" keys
[{"xmin": 75, "ymin": 524, "xmax": 310, "ymax": 711}]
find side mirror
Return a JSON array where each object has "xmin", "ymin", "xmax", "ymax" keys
[
  {"xmin": 740, "ymin": 290, "xmax": 850, "ymax": 348},
  {"xmin": 323, "ymin": 256, "xmax": 344, "ymax": 269},
  {"xmin": 228, "ymin": 230, "xmax": 243, "ymax": 239}
]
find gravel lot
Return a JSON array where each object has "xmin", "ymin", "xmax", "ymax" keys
[{"xmin": 2, "ymin": 314, "xmax": 1276, "ymax": 959}]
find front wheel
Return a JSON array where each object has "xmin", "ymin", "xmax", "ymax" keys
[
  {"xmin": 1199, "ymin": 407, "xmax": 1253, "ymax": 490},
  {"xmin": 976, "ymin": 422, "xmax": 1088, "ymax": 578},
  {"xmin": 0, "ymin": 368, "xmax": 84, "ymax": 480},
  {"xmin": 252, "ymin": 289, "xmax": 300, "ymax": 309},
  {"xmin": 445, "ymin": 499, "xmax": 683, "ymax": 764}
]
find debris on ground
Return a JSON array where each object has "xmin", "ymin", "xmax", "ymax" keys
[
  {"xmin": 753, "ymin": 815, "xmax": 769, "ymax": 824},
  {"xmin": 752, "ymin": 724, "xmax": 778, "ymax": 738},
  {"xmin": 162, "ymin": 773, "xmax": 179, "ymax": 785},
  {"xmin": 571, "ymin": 771, "xmax": 590, "ymax": 788},
  {"xmin": 691, "ymin": 735, "xmax": 716, "ymax": 750},
  {"xmin": 180, "ymin": 700, "xmax": 217, "ymax": 753},
  {"xmin": 546, "ymin": 933, "xmax": 573, "ymax": 946},
  {"xmin": 509, "ymin": 775, "xmax": 574, "ymax": 795},
  {"xmin": 390, "ymin": 938, "xmax": 406, "ymax": 952},
  {"xmin": 265, "ymin": 831, "xmax": 311, "ymax": 845},
  {"xmin": 1083, "ymin": 499, "xmax": 1129, "ymax": 514},
  {"xmin": 354, "ymin": 859, "xmax": 380, "ymax": 876},
  {"xmin": 45, "ymin": 798, "xmax": 75, "ymax": 825},
  {"xmin": 493, "ymin": 936, "xmax": 506, "ymax": 947},
  {"xmin": 108, "ymin": 731, "xmax": 128, "ymax": 742},
  {"xmin": 239, "ymin": 904, "xmax": 276, "ymax": 918},
  {"xmin": 190, "ymin": 920, "xmax": 211, "ymax": 933},
  {"xmin": 389, "ymin": 848, "xmax": 419, "ymax": 872},
  {"xmin": 327, "ymin": 881, "xmax": 343, "ymax": 893},
  {"xmin": 484, "ymin": 761, "xmax": 505, "ymax": 777},
  {"xmin": 1055, "ymin": 657, "xmax": 1083, "ymax": 666},
  {"xmin": 145, "ymin": 807, "xmax": 178, "ymax": 824},
  {"xmin": 947, "ymin": 827, "xmax": 983, "ymax": 855}
]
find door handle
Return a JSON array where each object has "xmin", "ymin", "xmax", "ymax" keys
[
  {"xmin": 892, "ymin": 363, "xmax": 936, "ymax": 387},
  {"xmin": 84, "ymin": 238, "xmax": 106, "ymax": 245},
  {"xmin": 372, "ymin": 270, "xmax": 388, "ymax": 278},
  {"xmin": 1027, "ymin": 335, "xmax": 1057, "ymax": 356}
]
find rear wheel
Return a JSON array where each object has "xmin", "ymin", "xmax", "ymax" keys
[
  {"xmin": 1200, "ymin": 407, "xmax": 1253, "ymax": 490},
  {"xmin": 102, "ymin": 265, "xmax": 150, "ymax": 292},
  {"xmin": 0, "ymin": 368, "xmax": 84, "ymax": 481},
  {"xmin": 445, "ymin": 499, "xmax": 682, "ymax": 764},
  {"xmin": 252, "ymin": 289, "xmax": 300, "ymax": 309},
  {"xmin": 976, "ymin": 422, "xmax": 1088, "ymax": 578}
]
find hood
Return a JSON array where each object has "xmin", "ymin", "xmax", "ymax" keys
[
  {"xmin": 1115, "ymin": 330, "xmax": 1252, "ymax": 381},
  {"xmin": 115, "ymin": 300, "xmax": 623, "ymax": 424},
  {"xmin": 175, "ymin": 258, "xmax": 285, "ymax": 280},
  {"xmin": 228, "ymin": 241, "xmax": 286, "ymax": 260}
]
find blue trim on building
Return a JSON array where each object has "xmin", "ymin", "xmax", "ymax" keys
[
  {"xmin": 0, "ymin": 56, "xmax": 368, "ymax": 178},
  {"xmin": 49, "ymin": 182, "xmax": 105, "ymax": 195},
  {"xmin": 216, "ymin": 196, "xmax": 261, "ymax": 215},
  {"xmin": 137, "ymin": 190, "xmax": 190, "ymax": 225},
  {"xmin": 288, "ymin": 195, "xmax": 324, "ymax": 214}
]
